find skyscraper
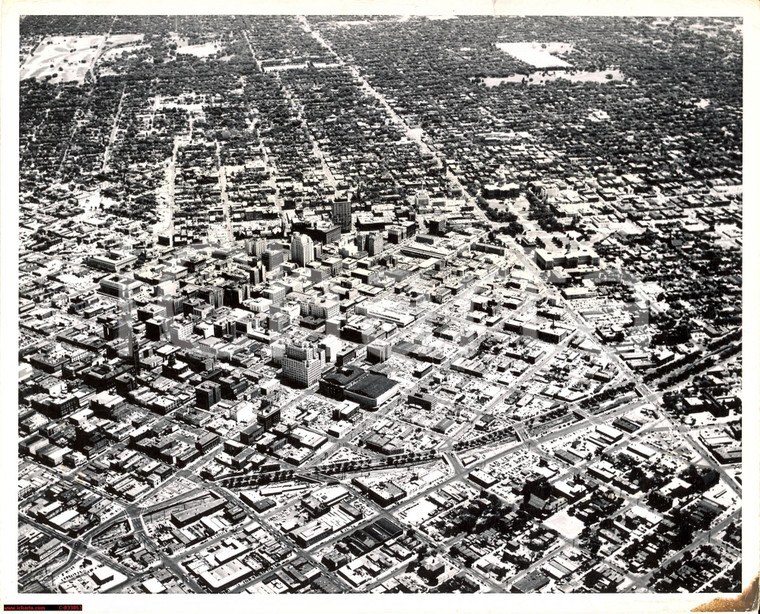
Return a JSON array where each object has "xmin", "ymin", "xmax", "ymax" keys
[
  {"xmin": 331, "ymin": 200, "xmax": 352, "ymax": 232},
  {"xmin": 282, "ymin": 341, "xmax": 324, "ymax": 388},
  {"xmin": 290, "ymin": 232, "xmax": 314, "ymax": 267},
  {"xmin": 245, "ymin": 238, "xmax": 267, "ymax": 257},
  {"xmin": 367, "ymin": 232, "xmax": 384, "ymax": 256}
]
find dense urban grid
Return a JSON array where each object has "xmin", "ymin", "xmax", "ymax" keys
[{"xmin": 17, "ymin": 15, "xmax": 742, "ymax": 595}]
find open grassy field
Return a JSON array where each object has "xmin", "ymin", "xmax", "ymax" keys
[
  {"xmin": 495, "ymin": 41, "xmax": 573, "ymax": 68},
  {"xmin": 20, "ymin": 34, "xmax": 104, "ymax": 83},
  {"xmin": 20, "ymin": 33, "xmax": 144, "ymax": 83}
]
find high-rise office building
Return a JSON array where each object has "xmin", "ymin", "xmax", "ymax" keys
[
  {"xmin": 168, "ymin": 318, "xmax": 194, "ymax": 344},
  {"xmin": 282, "ymin": 341, "xmax": 324, "ymax": 388},
  {"xmin": 290, "ymin": 232, "xmax": 314, "ymax": 267},
  {"xmin": 249, "ymin": 263, "xmax": 266, "ymax": 286},
  {"xmin": 367, "ymin": 232, "xmax": 384, "ymax": 256},
  {"xmin": 331, "ymin": 200, "xmax": 352, "ymax": 232},
  {"xmin": 263, "ymin": 249, "xmax": 287, "ymax": 272},
  {"xmin": 196, "ymin": 381, "xmax": 222, "ymax": 409},
  {"xmin": 245, "ymin": 238, "xmax": 267, "ymax": 257}
]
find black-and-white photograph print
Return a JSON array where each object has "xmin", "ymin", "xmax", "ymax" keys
[{"xmin": 2, "ymin": 3, "xmax": 758, "ymax": 613}]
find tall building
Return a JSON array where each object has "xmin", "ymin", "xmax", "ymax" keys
[
  {"xmin": 249, "ymin": 263, "xmax": 266, "ymax": 286},
  {"xmin": 415, "ymin": 189, "xmax": 430, "ymax": 209},
  {"xmin": 262, "ymin": 284, "xmax": 287, "ymax": 306},
  {"xmin": 301, "ymin": 297, "xmax": 340, "ymax": 320},
  {"xmin": 100, "ymin": 315, "xmax": 130, "ymax": 341},
  {"xmin": 388, "ymin": 227, "xmax": 404, "ymax": 244},
  {"xmin": 263, "ymin": 249, "xmax": 287, "ymax": 272},
  {"xmin": 282, "ymin": 341, "xmax": 324, "ymax": 388},
  {"xmin": 99, "ymin": 274, "xmax": 142, "ymax": 300},
  {"xmin": 245, "ymin": 238, "xmax": 267, "ymax": 257},
  {"xmin": 145, "ymin": 316, "xmax": 169, "ymax": 341},
  {"xmin": 290, "ymin": 233, "xmax": 314, "ymax": 267},
  {"xmin": 331, "ymin": 200, "xmax": 352, "ymax": 232},
  {"xmin": 428, "ymin": 218, "xmax": 447, "ymax": 236},
  {"xmin": 367, "ymin": 232, "xmax": 384, "ymax": 256},
  {"xmin": 292, "ymin": 221, "xmax": 341, "ymax": 245},
  {"xmin": 197, "ymin": 286, "xmax": 224, "ymax": 308},
  {"xmin": 168, "ymin": 318, "xmax": 194, "ymax": 344},
  {"xmin": 258, "ymin": 405, "xmax": 281, "ymax": 428},
  {"xmin": 367, "ymin": 340, "xmax": 391, "ymax": 363},
  {"xmin": 196, "ymin": 381, "xmax": 222, "ymax": 409}
]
